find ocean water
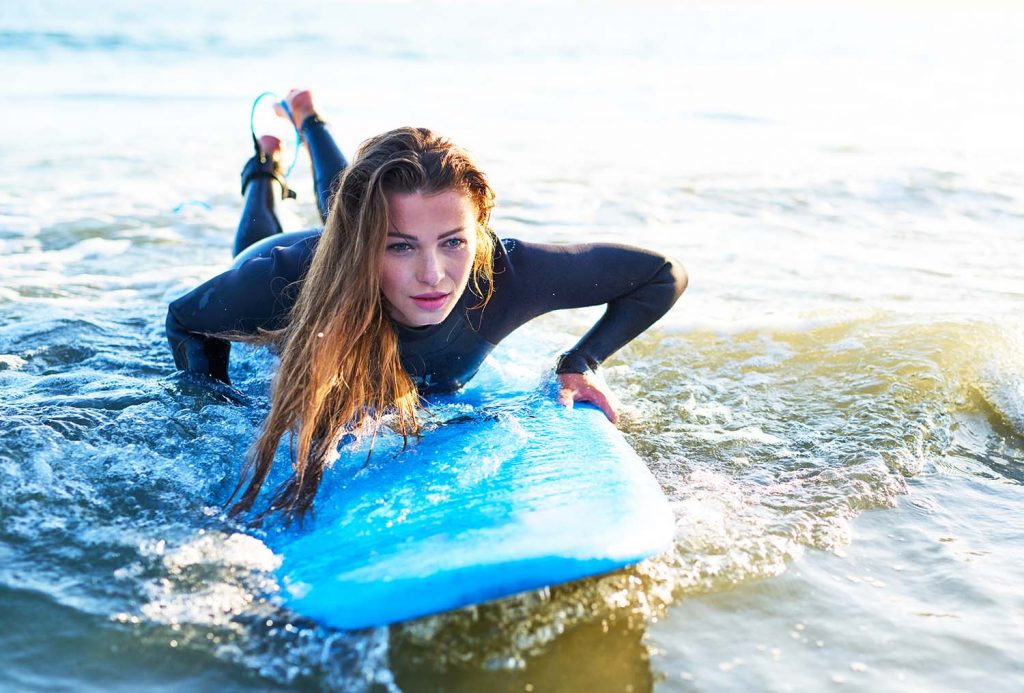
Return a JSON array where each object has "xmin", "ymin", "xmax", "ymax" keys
[{"xmin": 2, "ymin": 1, "xmax": 1023, "ymax": 690}]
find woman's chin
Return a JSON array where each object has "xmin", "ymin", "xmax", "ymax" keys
[
  {"xmin": 392, "ymin": 304, "xmax": 455, "ymax": 328},
  {"xmin": 416, "ymin": 306, "xmax": 454, "ymax": 326}
]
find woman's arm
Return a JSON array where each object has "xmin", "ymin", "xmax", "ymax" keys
[
  {"xmin": 166, "ymin": 307, "xmax": 232, "ymax": 382},
  {"xmin": 165, "ymin": 237, "xmax": 317, "ymax": 383},
  {"xmin": 489, "ymin": 239, "xmax": 687, "ymax": 368},
  {"xmin": 485, "ymin": 239, "xmax": 687, "ymax": 420}
]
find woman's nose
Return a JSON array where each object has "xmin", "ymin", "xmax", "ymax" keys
[{"xmin": 417, "ymin": 250, "xmax": 444, "ymax": 285}]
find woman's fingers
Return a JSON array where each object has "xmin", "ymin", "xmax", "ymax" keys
[
  {"xmin": 556, "ymin": 373, "xmax": 620, "ymax": 424},
  {"xmin": 582, "ymin": 387, "xmax": 619, "ymax": 424}
]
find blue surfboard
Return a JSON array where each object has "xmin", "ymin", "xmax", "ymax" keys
[{"xmin": 261, "ymin": 358, "xmax": 674, "ymax": 630}]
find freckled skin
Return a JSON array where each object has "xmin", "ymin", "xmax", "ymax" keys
[{"xmin": 380, "ymin": 190, "xmax": 478, "ymax": 327}]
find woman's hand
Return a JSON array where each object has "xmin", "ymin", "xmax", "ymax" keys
[{"xmin": 557, "ymin": 371, "xmax": 621, "ymax": 424}]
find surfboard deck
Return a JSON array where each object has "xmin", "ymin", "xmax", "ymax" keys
[{"xmin": 262, "ymin": 362, "xmax": 674, "ymax": 630}]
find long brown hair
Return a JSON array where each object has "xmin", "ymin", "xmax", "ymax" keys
[{"xmin": 229, "ymin": 127, "xmax": 496, "ymax": 521}]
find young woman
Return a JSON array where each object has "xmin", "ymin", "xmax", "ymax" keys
[{"xmin": 166, "ymin": 90, "xmax": 687, "ymax": 520}]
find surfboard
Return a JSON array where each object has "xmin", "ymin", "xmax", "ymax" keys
[{"xmin": 262, "ymin": 358, "xmax": 675, "ymax": 630}]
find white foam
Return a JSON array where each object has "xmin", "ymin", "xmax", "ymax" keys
[{"xmin": 156, "ymin": 532, "xmax": 281, "ymax": 573}]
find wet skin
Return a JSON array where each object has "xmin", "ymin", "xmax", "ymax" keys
[{"xmin": 381, "ymin": 189, "xmax": 478, "ymax": 328}]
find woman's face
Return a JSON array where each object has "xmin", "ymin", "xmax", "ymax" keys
[{"xmin": 381, "ymin": 189, "xmax": 479, "ymax": 327}]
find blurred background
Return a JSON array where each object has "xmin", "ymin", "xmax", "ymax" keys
[{"xmin": 1, "ymin": 1, "xmax": 1022, "ymax": 691}]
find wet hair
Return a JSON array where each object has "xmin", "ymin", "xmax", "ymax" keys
[{"xmin": 229, "ymin": 127, "xmax": 496, "ymax": 521}]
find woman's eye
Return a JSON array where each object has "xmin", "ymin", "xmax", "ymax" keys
[
  {"xmin": 444, "ymin": 238, "xmax": 467, "ymax": 249},
  {"xmin": 387, "ymin": 242, "xmax": 413, "ymax": 253}
]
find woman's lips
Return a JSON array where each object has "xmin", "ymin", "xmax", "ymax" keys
[{"xmin": 411, "ymin": 292, "xmax": 450, "ymax": 311}]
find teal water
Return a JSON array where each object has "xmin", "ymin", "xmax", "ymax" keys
[{"xmin": 1, "ymin": 1, "xmax": 1023, "ymax": 690}]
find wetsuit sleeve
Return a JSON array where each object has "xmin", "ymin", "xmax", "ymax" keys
[
  {"xmin": 485, "ymin": 240, "xmax": 687, "ymax": 373},
  {"xmin": 301, "ymin": 116, "xmax": 348, "ymax": 222},
  {"xmin": 165, "ymin": 239, "xmax": 315, "ymax": 383}
]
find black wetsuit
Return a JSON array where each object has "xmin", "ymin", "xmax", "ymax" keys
[{"xmin": 166, "ymin": 119, "xmax": 686, "ymax": 393}]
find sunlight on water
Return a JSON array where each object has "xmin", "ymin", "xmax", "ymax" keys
[{"xmin": 1, "ymin": 0, "xmax": 1023, "ymax": 690}]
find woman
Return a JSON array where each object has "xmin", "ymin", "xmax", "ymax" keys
[{"xmin": 166, "ymin": 90, "xmax": 687, "ymax": 521}]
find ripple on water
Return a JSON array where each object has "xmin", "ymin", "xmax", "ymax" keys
[{"xmin": 2, "ymin": 300, "xmax": 1021, "ymax": 688}]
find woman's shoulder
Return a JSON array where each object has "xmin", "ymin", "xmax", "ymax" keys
[{"xmin": 491, "ymin": 236, "xmax": 533, "ymax": 270}]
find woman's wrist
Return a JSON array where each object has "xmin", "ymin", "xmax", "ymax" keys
[{"xmin": 555, "ymin": 349, "xmax": 599, "ymax": 374}]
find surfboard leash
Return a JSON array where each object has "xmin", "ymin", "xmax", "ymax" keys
[{"xmin": 249, "ymin": 90, "xmax": 303, "ymax": 199}]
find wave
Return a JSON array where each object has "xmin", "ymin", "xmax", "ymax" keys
[{"xmin": 1, "ymin": 297, "xmax": 1022, "ymax": 685}]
